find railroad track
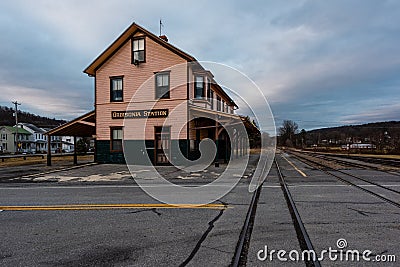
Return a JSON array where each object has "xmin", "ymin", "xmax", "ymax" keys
[
  {"xmin": 342, "ymin": 155, "xmax": 400, "ymax": 168},
  {"xmin": 297, "ymin": 150, "xmax": 400, "ymax": 170},
  {"xmin": 290, "ymin": 151, "xmax": 400, "ymax": 195},
  {"xmin": 231, "ymin": 159, "xmax": 322, "ymax": 267},
  {"xmin": 231, "ymin": 176, "xmax": 262, "ymax": 266},
  {"xmin": 288, "ymin": 151, "xmax": 400, "ymax": 209},
  {"xmin": 275, "ymin": 159, "xmax": 321, "ymax": 267},
  {"xmin": 312, "ymin": 153, "xmax": 400, "ymax": 177},
  {"xmin": 311, "ymin": 154, "xmax": 374, "ymax": 170}
]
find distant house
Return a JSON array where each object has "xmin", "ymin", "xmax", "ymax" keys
[
  {"xmin": 0, "ymin": 123, "xmax": 76, "ymax": 154},
  {"xmin": 349, "ymin": 143, "xmax": 376, "ymax": 149},
  {"xmin": 17, "ymin": 123, "xmax": 47, "ymax": 153},
  {"xmin": 41, "ymin": 127, "xmax": 75, "ymax": 153},
  {"xmin": 61, "ymin": 136, "xmax": 75, "ymax": 152},
  {"xmin": 0, "ymin": 126, "xmax": 33, "ymax": 153}
]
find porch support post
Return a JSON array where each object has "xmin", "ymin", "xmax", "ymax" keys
[
  {"xmin": 93, "ymin": 137, "xmax": 97, "ymax": 163},
  {"xmin": 47, "ymin": 135, "xmax": 51, "ymax": 166},
  {"xmin": 214, "ymin": 120, "xmax": 219, "ymax": 167},
  {"xmin": 235, "ymin": 132, "xmax": 238, "ymax": 159},
  {"xmin": 73, "ymin": 136, "xmax": 77, "ymax": 165},
  {"xmin": 240, "ymin": 136, "xmax": 243, "ymax": 156}
]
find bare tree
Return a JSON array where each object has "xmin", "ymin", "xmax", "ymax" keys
[{"xmin": 279, "ymin": 120, "xmax": 298, "ymax": 147}]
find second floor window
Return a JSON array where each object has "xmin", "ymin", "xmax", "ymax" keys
[
  {"xmin": 132, "ymin": 38, "xmax": 145, "ymax": 64},
  {"xmin": 195, "ymin": 76, "xmax": 204, "ymax": 99},
  {"xmin": 209, "ymin": 90, "xmax": 214, "ymax": 110},
  {"xmin": 110, "ymin": 77, "xmax": 123, "ymax": 102},
  {"xmin": 206, "ymin": 78, "xmax": 211, "ymax": 98},
  {"xmin": 222, "ymin": 100, "xmax": 225, "ymax": 112},
  {"xmin": 217, "ymin": 96, "xmax": 221, "ymax": 111},
  {"xmin": 156, "ymin": 72, "xmax": 170, "ymax": 99}
]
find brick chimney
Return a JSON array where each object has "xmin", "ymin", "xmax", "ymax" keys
[{"xmin": 159, "ymin": 35, "xmax": 168, "ymax": 42}]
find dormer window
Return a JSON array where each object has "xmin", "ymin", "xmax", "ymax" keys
[{"xmin": 132, "ymin": 37, "xmax": 145, "ymax": 64}]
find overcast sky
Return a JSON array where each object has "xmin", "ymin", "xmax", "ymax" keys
[{"xmin": 0, "ymin": 0, "xmax": 399, "ymax": 130}]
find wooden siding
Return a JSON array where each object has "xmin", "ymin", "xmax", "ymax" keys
[{"xmin": 95, "ymin": 33, "xmax": 188, "ymax": 140}]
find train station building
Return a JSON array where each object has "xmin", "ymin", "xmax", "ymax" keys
[{"xmin": 47, "ymin": 23, "xmax": 255, "ymax": 165}]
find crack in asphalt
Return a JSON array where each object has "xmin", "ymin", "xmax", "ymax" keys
[
  {"xmin": 127, "ymin": 208, "xmax": 162, "ymax": 216},
  {"xmin": 348, "ymin": 207, "xmax": 379, "ymax": 216},
  {"xmin": 178, "ymin": 209, "xmax": 225, "ymax": 267}
]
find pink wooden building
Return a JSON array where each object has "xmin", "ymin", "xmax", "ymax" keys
[{"xmin": 82, "ymin": 22, "xmax": 244, "ymax": 165}]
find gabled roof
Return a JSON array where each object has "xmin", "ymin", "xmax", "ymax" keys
[
  {"xmin": 19, "ymin": 123, "xmax": 46, "ymax": 133},
  {"xmin": 84, "ymin": 22, "xmax": 196, "ymax": 76},
  {"xmin": 83, "ymin": 22, "xmax": 237, "ymax": 108},
  {"xmin": 1, "ymin": 126, "xmax": 31, "ymax": 135}
]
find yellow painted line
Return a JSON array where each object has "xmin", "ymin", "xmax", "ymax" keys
[
  {"xmin": 281, "ymin": 155, "xmax": 307, "ymax": 177},
  {"xmin": 0, "ymin": 203, "xmax": 227, "ymax": 211}
]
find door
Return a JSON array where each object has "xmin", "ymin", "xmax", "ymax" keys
[{"xmin": 155, "ymin": 126, "xmax": 170, "ymax": 165}]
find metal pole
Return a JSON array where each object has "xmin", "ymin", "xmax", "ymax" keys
[
  {"xmin": 12, "ymin": 101, "xmax": 21, "ymax": 153},
  {"xmin": 47, "ymin": 135, "xmax": 51, "ymax": 166}
]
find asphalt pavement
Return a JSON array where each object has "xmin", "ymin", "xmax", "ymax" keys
[{"xmin": 0, "ymin": 152, "xmax": 399, "ymax": 266}]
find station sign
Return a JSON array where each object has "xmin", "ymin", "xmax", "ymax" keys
[{"xmin": 112, "ymin": 109, "xmax": 168, "ymax": 119}]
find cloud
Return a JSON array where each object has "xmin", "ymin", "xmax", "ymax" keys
[
  {"xmin": 0, "ymin": 84, "xmax": 91, "ymax": 119},
  {"xmin": 0, "ymin": 0, "xmax": 399, "ymax": 129},
  {"xmin": 339, "ymin": 99, "xmax": 400, "ymax": 124}
]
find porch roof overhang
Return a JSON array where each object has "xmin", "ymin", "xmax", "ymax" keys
[
  {"xmin": 46, "ymin": 111, "xmax": 95, "ymax": 137},
  {"xmin": 189, "ymin": 106, "xmax": 240, "ymax": 121}
]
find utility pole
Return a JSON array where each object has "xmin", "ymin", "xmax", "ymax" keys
[{"xmin": 12, "ymin": 101, "xmax": 21, "ymax": 153}]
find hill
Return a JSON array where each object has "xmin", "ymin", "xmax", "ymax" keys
[
  {"xmin": 0, "ymin": 106, "xmax": 66, "ymax": 128},
  {"xmin": 297, "ymin": 121, "xmax": 400, "ymax": 153}
]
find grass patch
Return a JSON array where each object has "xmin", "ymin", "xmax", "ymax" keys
[{"xmin": 0, "ymin": 155, "xmax": 94, "ymax": 167}]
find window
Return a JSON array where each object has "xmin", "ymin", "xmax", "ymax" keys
[
  {"xmin": 206, "ymin": 78, "xmax": 211, "ymax": 98},
  {"xmin": 209, "ymin": 90, "xmax": 214, "ymax": 110},
  {"xmin": 222, "ymin": 100, "xmax": 225, "ymax": 112},
  {"xmin": 195, "ymin": 76, "xmax": 204, "ymax": 98},
  {"xmin": 132, "ymin": 38, "xmax": 145, "ymax": 64},
  {"xmin": 155, "ymin": 72, "xmax": 170, "ymax": 99},
  {"xmin": 111, "ymin": 128, "xmax": 123, "ymax": 151},
  {"xmin": 110, "ymin": 77, "xmax": 123, "ymax": 102},
  {"xmin": 217, "ymin": 96, "xmax": 221, "ymax": 111}
]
